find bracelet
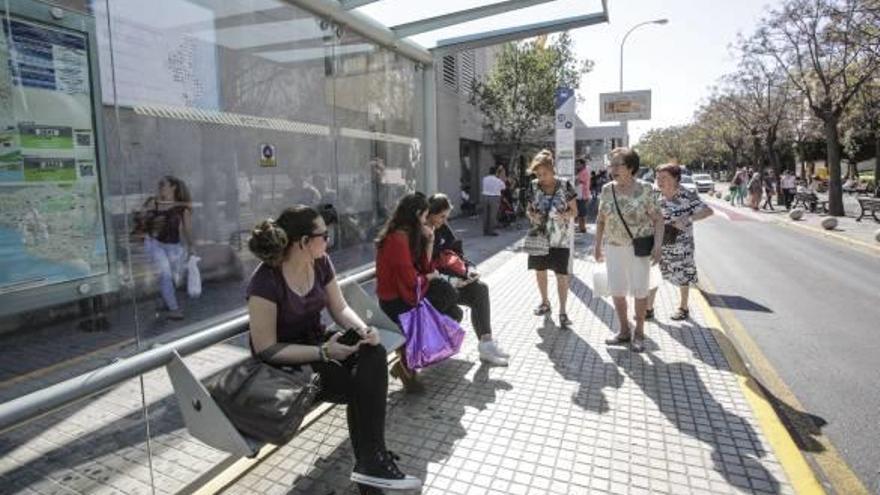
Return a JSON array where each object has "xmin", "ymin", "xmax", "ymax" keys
[{"xmin": 318, "ymin": 343, "xmax": 329, "ymax": 362}]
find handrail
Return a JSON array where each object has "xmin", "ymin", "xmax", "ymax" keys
[{"xmin": 0, "ymin": 265, "xmax": 376, "ymax": 435}]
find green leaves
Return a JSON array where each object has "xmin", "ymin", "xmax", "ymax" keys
[{"xmin": 469, "ymin": 33, "xmax": 593, "ymax": 148}]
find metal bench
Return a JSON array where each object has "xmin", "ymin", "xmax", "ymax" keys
[
  {"xmin": 855, "ymin": 197, "xmax": 880, "ymax": 222},
  {"xmin": 165, "ymin": 281, "xmax": 405, "ymax": 458},
  {"xmin": 793, "ymin": 192, "xmax": 828, "ymax": 213}
]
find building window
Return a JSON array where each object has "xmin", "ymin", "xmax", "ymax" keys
[
  {"xmin": 442, "ymin": 54, "xmax": 458, "ymax": 92},
  {"xmin": 459, "ymin": 50, "xmax": 475, "ymax": 95}
]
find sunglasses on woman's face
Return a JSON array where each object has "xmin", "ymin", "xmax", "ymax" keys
[{"xmin": 309, "ymin": 231, "xmax": 330, "ymax": 241}]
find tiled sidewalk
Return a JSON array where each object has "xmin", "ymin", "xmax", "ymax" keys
[{"xmin": 225, "ymin": 247, "xmax": 796, "ymax": 495}]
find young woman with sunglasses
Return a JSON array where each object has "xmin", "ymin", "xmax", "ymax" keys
[{"xmin": 247, "ymin": 205, "xmax": 421, "ymax": 492}]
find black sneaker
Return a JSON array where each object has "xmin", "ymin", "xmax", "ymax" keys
[{"xmin": 351, "ymin": 450, "xmax": 422, "ymax": 490}]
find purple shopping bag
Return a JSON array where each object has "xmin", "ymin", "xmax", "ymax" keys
[{"xmin": 399, "ymin": 279, "xmax": 465, "ymax": 370}]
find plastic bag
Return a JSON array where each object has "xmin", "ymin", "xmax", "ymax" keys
[
  {"xmin": 187, "ymin": 255, "xmax": 202, "ymax": 298},
  {"xmin": 399, "ymin": 280, "xmax": 465, "ymax": 370},
  {"xmin": 592, "ymin": 264, "xmax": 610, "ymax": 297},
  {"xmin": 649, "ymin": 263, "xmax": 663, "ymax": 290}
]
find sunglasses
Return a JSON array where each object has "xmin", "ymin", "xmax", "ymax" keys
[{"xmin": 308, "ymin": 231, "xmax": 330, "ymax": 241}]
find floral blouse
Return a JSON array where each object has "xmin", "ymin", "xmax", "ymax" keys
[
  {"xmin": 527, "ymin": 177, "xmax": 577, "ymax": 248},
  {"xmin": 598, "ymin": 180, "xmax": 659, "ymax": 245}
]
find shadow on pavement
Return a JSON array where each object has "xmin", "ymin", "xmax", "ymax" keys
[
  {"xmin": 569, "ymin": 274, "xmax": 627, "ymax": 335},
  {"xmin": 535, "ymin": 320, "xmax": 623, "ymax": 414},
  {"xmin": 286, "ymin": 359, "xmax": 511, "ymax": 495},
  {"xmin": 654, "ymin": 321, "xmax": 730, "ymax": 371},
  {"xmin": 656, "ymin": 321, "xmax": 829, "ymax": 454},
  {"xmin": 701, "ymin": 292, "xmax": 774, "ymax": 313},
  {"xmin": 608, "ymin": 347, "xmax": 782, "ymax": 494},
  {"xmin": 0, "ymin": 390, "xmax": 193, "ymax": 494}
]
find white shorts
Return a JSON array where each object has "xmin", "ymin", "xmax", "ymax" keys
[{"xmin": 605, "ymin": 244, "xmax": 652, "ymax": 298}]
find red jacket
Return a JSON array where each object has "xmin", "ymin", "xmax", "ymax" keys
[{"xmin": 376, "ymin": 231, "xmax": 430, "ymax": 306}]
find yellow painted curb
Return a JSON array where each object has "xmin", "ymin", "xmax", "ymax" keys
[{"xmin": 693, "ymin": 290, "xmax": 826, "ymax": 495}]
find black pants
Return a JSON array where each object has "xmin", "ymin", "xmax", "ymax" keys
[
  {"xmin": 312, "ymin": 344, "xmax": 388, "ymax": 463},
  {"xmin": 456, "ymin": 280, "xmax": 492, "ymax": 338},
  {"xmin": 380, "ymin": 279, "xmax": 492, "ymax": 338},
  {"xmin": 761, "ymin": 192, "xmax": 775, "ymax": 210},
  {"xmin": 782, "ymin": 189, "xmax": 794, "ymax": 209}
]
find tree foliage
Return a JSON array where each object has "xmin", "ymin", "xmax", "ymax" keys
[{"xmin": 469, "ymin": 33, "xmax": 593, "ymax": 169}]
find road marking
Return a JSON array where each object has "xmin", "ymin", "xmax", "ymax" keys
[
  {"xmin": 695, "ymin": 274, "xmax": 870, "ymax": 495},
  {"xmin": 706, "ymin": 195, "xmax": 880, "ymax": 256}
]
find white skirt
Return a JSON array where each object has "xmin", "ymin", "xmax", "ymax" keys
[{"xmin": 605, "ymin": 244, "xmax": 652, "ymax": 298}]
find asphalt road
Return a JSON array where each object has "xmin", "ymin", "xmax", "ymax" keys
[{"xmin": 693, "ymin": 202, "xmax": 880, "ymax": 493}]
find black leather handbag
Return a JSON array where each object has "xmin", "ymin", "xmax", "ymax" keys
[
  {"xmin": 205, "ymin": 356, "xmax": 321, "ymax": 445},
  {"xmin": 662, "ymin": 224, "xmax": 680, "ymax": 245},
  {"xmin": 611, "ymin": 184, "xmax": 654, "ymax": 257}
]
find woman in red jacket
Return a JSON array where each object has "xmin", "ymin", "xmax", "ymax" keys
[{"xmin": 376, "ymin": 192, "xmax": 461, "ymax": 392}]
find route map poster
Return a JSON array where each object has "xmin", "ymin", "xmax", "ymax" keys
[{"xmin": 0, "ymin": 15, "xmax": 109, "ymax": 294}]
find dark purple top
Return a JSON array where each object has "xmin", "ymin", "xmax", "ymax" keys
[{"xmin": 246, "ymin": 255, "xmax": 336, "ymax": 346}]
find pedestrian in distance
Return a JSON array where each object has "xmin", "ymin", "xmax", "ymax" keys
[
  {"xmin": 761, "ymin": 170, "xmax": 776, "ymax": 211},
  {"xmin": 246, "ymin": 205, "xmax": 422, "ymax": 492},
  {"xmin": 645, "ymin": 164, "xmax": 714, "ymax": 321},
  {"xmin": 780, "ymin": 169, "xmax": 796, "ymax": 210},
  {"xmin": 575, "ymin": 158, "xmax": 592, "ymax": 233},
  {"xmin": 747, "ymin": 170, "xmax": 763, "ymax": 210},
  {"xmin": 481, "ymin": 166, "xmax": 506, "ymax": 236},
  {"xmin": 526, "ymin": 149, "xmax": 578, "ymax": 328},
  {"xmin": 375, "ymin": 192, "xmax": 464, "ymax": 393},
  {"xmin": 426, "ymin": 193, "xmax": 510, "ymax": 366},
  {"xmin": 594, "ymin": 148, "xmax": 664, "ymax": 352}
]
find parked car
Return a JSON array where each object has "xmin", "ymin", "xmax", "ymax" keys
[
  {"xmin": 680, "ymin": 175, "xmax": 698, "ymax": 194},
  {"xmin": 692, "ymin": 173, "xmax": 715, "ymax": 193}
]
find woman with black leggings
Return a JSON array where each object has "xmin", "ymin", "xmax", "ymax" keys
[{"xmin": 426, "ymin": 193, "xmax": 509, "ymax": 366}]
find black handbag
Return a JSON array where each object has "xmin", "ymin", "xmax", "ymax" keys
[
  {"xmin": 205, "ymin": 355, "xmax": 321, "ymax": 445},
  {"xmin": 611, "ymin": 184, "xmax": 654, "ymax": 257},
  {"xmin": 662, "ymin": 224, "xmax": 680, "ymax": 245}
]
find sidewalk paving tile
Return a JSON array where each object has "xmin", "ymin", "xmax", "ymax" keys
[
  {"xmin": 220, "ymin": 245, "xmax": 797, "ymax": 495},
  {"xmin": 0, "ymin": 229, "xmax": 799, "ymax": 495}
]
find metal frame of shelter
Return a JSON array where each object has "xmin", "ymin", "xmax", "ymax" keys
[
  {"xmin": 0, "ymin": 0, "xmax": 611, "ymax": 448},
  {"xmin": 290, "ymin": 0, "xmax": 610, "ymax": 192}
]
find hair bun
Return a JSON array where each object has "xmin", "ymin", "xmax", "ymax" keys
[{"xmin": 248, "ymin": 219, "xmax": 288, "ymax": 266}]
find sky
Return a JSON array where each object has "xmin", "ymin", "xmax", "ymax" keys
[
  {"xmin": 361, "ymin": 0, "xmax": 775, "ymax": 145},
  {"xmin": 569, "ymin": 0, "xmax": 773, "ymax": 144}
]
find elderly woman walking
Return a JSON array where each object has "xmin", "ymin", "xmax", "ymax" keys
[
  {"xmin": 594, "ymin": 148, "xmax": 664, "ymax": 352},
  {"xmin": 526, "ymin": 149, "xmax": 578, "ymax": 327},
  {"xmin": 645, "ymin": 164, "xmax": 713, "ymax": 321}
]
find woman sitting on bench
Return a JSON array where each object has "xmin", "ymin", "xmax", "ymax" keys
[{"xmin": 247, "ymin": 205, "xmax": 421, "ymax": 492}]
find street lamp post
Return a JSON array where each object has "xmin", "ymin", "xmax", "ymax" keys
[{"xmin": 619, "ymin": 18, "xmax": 668, "ymax": 147}]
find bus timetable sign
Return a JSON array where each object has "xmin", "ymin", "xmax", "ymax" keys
[{"xmin": 599, "ymin": 90, "xmax": 652, "ymax": 122}]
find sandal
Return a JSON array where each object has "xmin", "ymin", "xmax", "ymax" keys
[
  {"xmin": 604, "ymin": 332, "xmax": 632, "ymax": 345},
  {"xmin": 558, "ymin": 313, "xmax": 572, "ymax": 328},
  {"xmin": 391, "ymin": 360, "xmax": 424, "ymax": 393},
  {"xmin": 645, "ymin": 309, "xmax": 655, "ymax": 321},
  {"xmin": 631, "ymin": 337, "xmax": 646, "ymax": 353},
  {"xmin": 533, "ymin": 302, "xmax": 551, "ymax": 316},
  {"xmin": 670, "ymin": 308, "xmax": 690, "ymax": 321}
]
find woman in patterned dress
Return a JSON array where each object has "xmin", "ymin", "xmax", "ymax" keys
[
  {"xmin": 645, "ymin": 163, "xmax": 713, "ymax": 321},
  {"xmin": 526, "ymin": 150, "xmax": 578, "ymax": 327}
]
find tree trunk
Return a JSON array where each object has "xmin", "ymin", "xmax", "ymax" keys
[
  {"xmin": 824, "ymin": 118, "xmax": 845, "ymax": 216},
  {"xmin": 874, "ymin": 131, "xmax": 880, "ymax": 197}
]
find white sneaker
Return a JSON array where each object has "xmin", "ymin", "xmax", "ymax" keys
[
  {"xmin": 478, "ymin": 341, "xmax": 509, "ymax": 366},
  {"xmin": 486, "ymin": 340, "xmax": 510, "ymax": 358}
]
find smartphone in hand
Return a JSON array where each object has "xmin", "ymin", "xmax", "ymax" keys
[{"xmin": 337, "ymin": 327, "xmax": 363, "ymax": 346}]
